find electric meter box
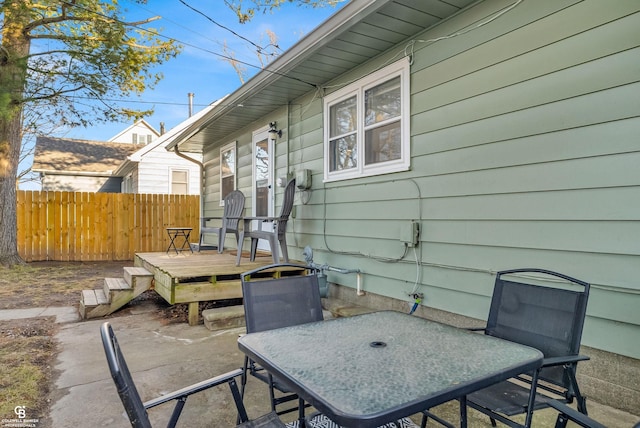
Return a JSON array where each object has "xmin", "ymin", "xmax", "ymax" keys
[{"xmin": 296, "ymin": 169, "xmax": 312, "ymax": 190}]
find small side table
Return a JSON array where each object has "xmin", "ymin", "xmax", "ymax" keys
[{"xmin": 166, "ymin": 227, "xmax": 193, "ymax": 255}]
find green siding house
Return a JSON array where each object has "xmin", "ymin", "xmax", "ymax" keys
[{"xmin": 169, "ymin": 0, "xmax": 640, "ymax": 413}]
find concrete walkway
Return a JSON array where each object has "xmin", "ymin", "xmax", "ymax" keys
[
  {"xmin": 0, "ymin": 306, "xmax": 80, "ymax": 324},
  {"xmin": 2, "ymin": 303, "xmax": 638, "ymax": 428}
]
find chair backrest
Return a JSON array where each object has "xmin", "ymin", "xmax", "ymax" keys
[
  {"xmin": 101, "ymin": 322, "xmax": 153, "ymax": 428},
  {"xmin": 222, "ymin": 190, "xmax": 245, "ymax": 231},
  {"xmin": 241, "ymin": 263, "xmax": 323, "ymax": 334},
  {"xmin": 276, "ymin": 179, "xmax": 296, "ymax": 239},
  {"xmin": 485, "ymin": 268, "xmax": 590, "ymax": 388}
]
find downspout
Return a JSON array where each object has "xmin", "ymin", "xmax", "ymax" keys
[
  {"xmin": 286, "ymin": 102, "xmax": 291, "ymax": 178},
  {"xmin": 173, "ymin": 146, "xmax": 205, "ymax": 221}
]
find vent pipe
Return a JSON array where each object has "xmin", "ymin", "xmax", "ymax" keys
[{"xmin": 188, "ymin": 93, "xmax": 194, "ymax": 117}]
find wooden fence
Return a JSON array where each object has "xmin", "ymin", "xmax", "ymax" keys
[{"xmin": 16, "ymin": 191, "xmax": 200, "ymax": 261}]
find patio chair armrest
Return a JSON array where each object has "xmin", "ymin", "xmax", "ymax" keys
[
  {"xmin": 242, "ymin": 216, "xmax": 273, "ymax": 224},
  {"xmin": 247, "ymin": 216, "xmax": 278, "ymax": 222},
  {"xmin": 541, "ymin": 354, "xmax": 590, "ymax": 368},
  {"xmin": 202, "ymin": 216, "xmax": 223, "ymax": 221},
  {"xmin": 143, "ymin": 368, "xmax": 243, "ymax": 410},
  {"xmin": 545, "ymin": 400, "xmax": 606, "ymax": 428}
]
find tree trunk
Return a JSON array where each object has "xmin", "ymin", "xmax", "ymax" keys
[
  {"xmin": 0, "ymin": 113, "xmax": 23, "ymax": 267},
  {"xmin": 0, "ymin": 2, "xmax": 31, "ymax": 267}
]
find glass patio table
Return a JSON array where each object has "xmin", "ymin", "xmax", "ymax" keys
[{"xmin": 238, "ymin": 310, "xmax": 543, "ymax": 428}]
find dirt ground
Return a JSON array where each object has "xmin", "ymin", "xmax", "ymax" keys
[
  {"xmin": 0, "ymin": 260, "xmax": 132, "ymax": 310},
  {"xmin": 0, "ymin": 260, "xmax": 213, "ymax": 424},
  {"xmin": 0, "ymin": 259, "xmax": 240, "ymax": 321}
]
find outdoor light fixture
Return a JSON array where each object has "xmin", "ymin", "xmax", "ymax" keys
[{"xmin": 268, "ymin": 122, "xmax": 282, "ymax": 143}]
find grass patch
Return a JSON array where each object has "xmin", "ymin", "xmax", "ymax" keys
[
  {"xmin": 0, "ymin": 318, "xmax": 57, "ymax": 420},
  {"xmin": 0, "ymin": 261, "xmax": 129, "ymax": 425}
]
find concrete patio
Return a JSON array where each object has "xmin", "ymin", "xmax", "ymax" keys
[{"xmin": 38, "ymin": 299, "xmax": 639, "ymax": 427}]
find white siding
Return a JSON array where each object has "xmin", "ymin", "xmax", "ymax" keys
[{"xmin": 136, "ymin": 149, "xmax": 201, "ymax": 195}]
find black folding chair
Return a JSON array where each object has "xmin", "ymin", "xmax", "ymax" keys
[
  {"xmin": 423, "ymin": 268, "xmax": 591, "ymax": 428},
  {"xmin": 240, "ymin": 263, "xmax": 324, "ymax": 421},
  {"xmin": 546, "ymin": 401, "xmax": 606, "ymax": 428},
  {"xmin": 100, "ymin": 322, "xmax": 285, "ymax": 428}
]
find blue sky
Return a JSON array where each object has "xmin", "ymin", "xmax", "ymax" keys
[{"xmin": 67, "ymin": 0, "xmax": 344, "ymax": 141}]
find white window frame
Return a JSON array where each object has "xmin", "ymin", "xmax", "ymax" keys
[
  {"xmin": 170, "ymin": 168, "xmax": 189, "ymax": 194},
  {"xmin": 323, "ymin": 59, "xmax": 410, "ymax": 182},
  {"xmin": 220, "ymin": 141, "xmax": 237, "ymax": 205},
  {"xmin": 324, "ymin": 59, "xmax": 411, "ymax": 182},
  {"xmin": 122, "ymin": 173, "xmax": 133, "ymax": 193}
]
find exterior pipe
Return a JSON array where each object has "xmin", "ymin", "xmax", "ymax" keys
[
  {"xmin": 173, "ymin": 146, "xmax": 205, "ymax": 221},
  {"xmin": 356, "ymin": 272, "xmax": 364, "ymax": 296},
  {"xmin": 303, "ymin": 246, "xmax": 363, "ymax": 297}
]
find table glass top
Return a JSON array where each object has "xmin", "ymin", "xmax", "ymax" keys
[{"xmin": 238, "ymin": 310, "xmax": 542, "ymax": 420}]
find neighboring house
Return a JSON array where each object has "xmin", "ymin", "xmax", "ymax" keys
[
  {"xmin": 32, "ymin": 136, "xmax": 139, "ymax": 192},
  {"xmin": 113, "ymin": 105, "xmax": 216, "ymax": 195},
  {"xmin": 108, "ymin": 119, "xmax": 160, "ymax": 145},
  {"xmin": 32, "ymin": 116, "xmax": 206, "ymax": 194},
  {"xmin": 167, "ymin": 0, "xmax": 640, "ymax": 412}
]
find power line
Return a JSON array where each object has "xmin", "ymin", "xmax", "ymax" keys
[
  {"xmin": 177, "ymin": 0, "xmax": 280, "ymax": 56},
  {"xmin": 59, "ymin": 1, "xmax": 317, "ymax": 88},
  {"xmin": 71, "ymin": 95, "xmax": 289, "ymax": 108}
]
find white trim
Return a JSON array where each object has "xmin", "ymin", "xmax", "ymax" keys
[
  {"xmin": 251, "ymin": 126, "xmax": 275, "ymax": 253},
  {"xmin": 323, "ymin": 59, "xmax": 410, "ymax": 182},
  {"xmin": 169, "ymin": 167, "xmax": 189, "ymax": 194},
  {"xmin": 251, "ymin": 125, "xmax": 274, "ymax": 217},
  {"xmin": 107, "ymin": 119, "xmax": 160, "ymax": 143},
  {"xmin": 219, "ymin": 141, "xmax": 237, "ymax": 205}
]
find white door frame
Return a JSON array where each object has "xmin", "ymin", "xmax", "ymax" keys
[{"xmin": 251, "ymin": 126, "xmax": 275, "ymax": 251}]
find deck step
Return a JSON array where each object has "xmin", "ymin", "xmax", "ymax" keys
[
  {"xmin": 79, "ymin": 267, "xmax": 155, "ymax": 320},
  {"xmin": 123, "ymin": 266, "xmax": 153, "ymax": 288},
  {"xmin": 203, "ymin": 305, "xmax": 245, "ymax": 331},
  {"xmin": 105, "ymin": 277, "xmax": 130, "ymax": 292},
  {"xmin": 81, "ymin": 289, "xmax": 109, "ymax": 305},
  {"xmin": 322, "ymin": 298, "xmax": 375, "ymax": 318},
  {"xmin": 79, "ymin": 289, "xmax": 111, "ymax": 319}
]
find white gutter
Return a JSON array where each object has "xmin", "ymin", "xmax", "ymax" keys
[{"xmin": 173, "ymin": 145, "xmax": 206, "ymax": 220}]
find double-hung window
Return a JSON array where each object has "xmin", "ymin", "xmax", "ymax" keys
[
  {"xmin": 220, "ymin": 141, "xmax": 236, "ymax": 204},
  {"xmin": 324, "ymin": 60, "xmax": 410, "ymax": 182},
  {"xmin": 170, "ymin": 169, "xmax": 189, "ymax": 194}
]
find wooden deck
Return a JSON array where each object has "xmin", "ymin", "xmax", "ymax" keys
[{"xmin": 134, "ymin": 251, "xmax": 303, "ymax": 325}]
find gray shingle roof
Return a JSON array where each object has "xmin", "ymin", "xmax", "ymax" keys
[{"xmin": 32, "ymin": 136, "xmax": 140, "ymax": 174}]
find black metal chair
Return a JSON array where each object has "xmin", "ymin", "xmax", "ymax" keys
[
  {"xmin": 100, "ymin": 321, "xmax": 285, "ymax": 428},
  {"xmin": 546, "ymin": 400, "xmax": 606, "ymax": 428},
  {"xmin": 240, "ymin": 263, "xmax": 324, "ymax": 421},
  {"xmin": 236, "ymin": 178, "xmax": 296, "ymax": 265},
  {"xmin": 199, "ymin": 189, "xmax": 245, "ymax": 253},
  {"xmin": 422, "ymin": 269, "xmax": 591, "ymax": 428}
]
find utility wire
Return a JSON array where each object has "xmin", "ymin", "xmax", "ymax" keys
[
  {"xmin": 177, "ymin": 0, "xmax": 281, "ymax": 56},
  {"xmin": 70, "ymin": 95, "xmax": 290, "ymax": 108},
  {"xmin": 59, "ymin": 1, "xmax": 317, "ymax": 88}
]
